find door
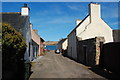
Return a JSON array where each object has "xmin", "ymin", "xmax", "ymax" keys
[
  {"xmin": 29, "ymin": 42, "xmax": 30, "ymax": 57},
  {"xmin": 83, "ymin": 46, "xmax": 87, "ymax": 65}
]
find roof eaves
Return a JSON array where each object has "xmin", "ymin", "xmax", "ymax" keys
[
  {"xmin": 101, "ymin": 17, "xmax": 113, "ymax": 30},
  {"xmin": 0, "ymin": 12, "xmax": 21, "ymax": 14},
  {"xmin": 68, "ymin": 15, "xmax": 89, "ymax": 37},
  {"xmin": 40, "ymin": 37, "xmax": 45, "ymax": 42}
]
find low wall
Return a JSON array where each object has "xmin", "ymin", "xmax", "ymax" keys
[
  {"xmin": 99, "ymin": 42, "xmax": 120, "ymax": 75},
  {"xmin": 77, "ymin": 38, "xmax": 96, "ymax": 66},
  {"xmin": 77, "ymin": 37, "xmax": 104, "ymax": 67}
]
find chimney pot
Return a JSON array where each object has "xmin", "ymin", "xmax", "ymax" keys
[
  {"xmin": 76, "ymin": 19, "xmax": 82, "ymax": 26},
  {"xmin": 21, "ymin": 3, "xmax": 30, "ymax": 16},
  {"xmin": 24, "ymin": 3, "xmax": 27, "ymax": 7}
]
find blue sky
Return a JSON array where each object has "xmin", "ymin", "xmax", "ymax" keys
[{"xmin": 2, "ymin": 2, "xmax": 119, "ymax": 41}]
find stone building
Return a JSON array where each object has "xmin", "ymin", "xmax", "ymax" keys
[
  {"xmin": 67, "ymin": 3, "xmax": 114, "ymax": 66},
  {"xmin": 113, "ymin": 30, "xmax": 120, "ymax": 42},
  {"xmin": 77, "ymin": 37, "xmax": 105, "ymax": 66},
  {"xmin": 30, "ymin": 23, "xmax": 41, "ymax": 60},
  {"xmin": 40, "ymin": 37, "xmax": 45, "ymax": 55},
  {"xmin": 62, "ymin": 38, "xmax": 68, "ymax": 51},
  {"xmin": 1, "ymin": 4, "xmax": 33, "ymax": 62},
  {"xmin": 57, "ymin": 38, "xmax": 68, "ymax": 53}
]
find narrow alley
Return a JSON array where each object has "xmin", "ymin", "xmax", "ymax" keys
[
  {"xmin": 29, "ymin": 51, "xmax": 106, "ymax": 79},
  {"xmin": 1, "ymin": 2, "xmax": 119, "ymax": 80}
]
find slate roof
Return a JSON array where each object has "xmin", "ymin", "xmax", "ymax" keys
[{"xmin": 1, "ymin": 12, "xmax": 29, "ymax": 35}]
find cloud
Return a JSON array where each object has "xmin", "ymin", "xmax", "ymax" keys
[
  {"xmin": 102, "ymin": 11, "xmax": 118, "ymax": 18},
  {"xmin": 110, "ymin": 21, "xmax": 120, "ymax": 25},
  {"xmin": 54, "ymin": 8, "xmax": 63, "ymax": 14},
  {"xmin": 66, "ymin": 3, "xmax": 87, "ymax": 11},
  {"xmin": 101, "ymin": 3, "xmax": 118, "ymax": 18},
  {"xmin": 31, "ymin": 16, "xmax": 74, "ymax": 25},
  {"xmin": 46, "ymin": 16, "xmax": 74, "ymax": 24},
  {"xmin": 67, "ymin": 5, "xmax": 81, "ymax": 11},
  {"xmin": 35, "ymin": 7, "xmax": 63, "ymax": 17}
]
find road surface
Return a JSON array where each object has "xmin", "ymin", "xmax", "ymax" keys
[{"xmin": 29, "ymin": 51, "xmax": 106, "ymax": 79}]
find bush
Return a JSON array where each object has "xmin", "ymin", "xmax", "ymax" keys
[
  {"xmin": 2, "ymin": 23, "xmax": 27, "ymax": 62},
  {"xmin": 1, "ymin": 23, "xmax": 27, "ymax": 79}
]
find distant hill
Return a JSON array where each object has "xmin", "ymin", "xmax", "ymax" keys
[{"xmin": 45, "ymin": 41, "xmax": 58, "ymax": 45}]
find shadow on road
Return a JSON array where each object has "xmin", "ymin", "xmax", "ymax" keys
[
  {"xmin": 88, "ymin": 66, "xmax": 119, "ymax": 80},
  {"xmin": 61, "ymin": 53, "xmax": 119, "ymax": 80}
]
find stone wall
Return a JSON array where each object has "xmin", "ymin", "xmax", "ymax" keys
[
  {"xmin": 95, "ymin": 37, "xmax": 105, "ymax": 65},
  {"xmin": 1, "ymin": 13, "xmax": 33, "ymax": 62},
  {"xmin": 77, "ymin": 37, "xmax": 104, "ymax": 66},
  {"xmin": 30, "ymin": 26, "xmax": 40, "ymax": 56},
  {"xmin": 1, "ymin": 12, "xmax": 32, "ymax": 79},
  {"xmin": 113, "ymin": 30, "xmax": 120, "ymax": 42},
  {"xmin": 77, "ymin": 38, "xmax": 96, "ymax": 66}
]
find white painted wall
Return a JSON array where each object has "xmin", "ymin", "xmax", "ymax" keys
[
  {"xmin": 76, "ymin": 16, "xmax": 90, "ymax": 37},
  {"xmin": 68, "ymin": 30, "xmax": 77, "ymax": 60},
  {"xmin": 62, "ymin": 39, "xmax": 68, "ymax": 50},
  {"xmin": 21, "ymin": 7, "xmax": 29, "ymax": 16},
  {"xmin": 21, "ymin": 4, "xmax": 33, "ymax": 62},
  {"xmin": 23, "ymin": 16, "xmax": 33, "ymax": 62},
  {"xmin": 67, "ymin": 16, "xmax": 90, "ymax": 60},
  {"xmin": 57, "ymin": 38, "xmax": 67, "ymax": 53},
  {"xmin": 30, "ymin": 24, "xmax": 41, "ymax": 56},
  {"xmin": 77, "ymin": 3, "xmax": 113, "ymax": 43},
  {"xmin": 77, "ymin": 18, "xmax": 113, "ymax": 43}
]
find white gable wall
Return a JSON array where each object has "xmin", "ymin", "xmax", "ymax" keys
[
  {"xmin": 100, "ymin": 19, "xmax": 113, "ymax": 42},
  {"xmin": 76, "ymin": 16, "xmax": 90, "ymax": 37},
  {"xmin": 68, "ymin": 30, "xmax": 77, "ymax": 60},
  {"xmin": 77, "ymin": 17, "xmax": 113, "ymax": 43},
  {"xmin": 62, "ymin": 39, "xmax": 68, "ymax": 50},
  {"xmin": 76, "ymin": 3, "xmax": 113, "ymax": 43},
  {"xmin": 67, "ymin": 3, "xmax": 113, "ymax": 60}
]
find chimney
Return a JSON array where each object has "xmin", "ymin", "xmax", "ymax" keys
[
  {"xmin": 21, "ymin": 3, "xmax": 30, "ymax": 16},
  {"xmin": 89, "ymin": 3, "xmax": 101, "ymax": 22},
  {"xmin": 76, "ymin": 19, "xmax": 82, "ymax": 26},
  {"xmin": 33, "ymin": 30, "xmax": 38, "ymax": 33},
  {"xmin": 30, "ymin": 23, "xmax": 32, "ymax": 29}
]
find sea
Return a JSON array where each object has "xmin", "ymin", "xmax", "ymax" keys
[{"xmin": 46, "ymin": 45, "xmax": 57, "ymax": 50}]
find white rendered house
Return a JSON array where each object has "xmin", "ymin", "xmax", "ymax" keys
[{"xmin": 67, "ymin": 3, "xmax": 113, "ymax": 60}]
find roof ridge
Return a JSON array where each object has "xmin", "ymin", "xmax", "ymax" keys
[{"xmin": 0, "ymin": 12, "xmax": 21, "ymax": 14}]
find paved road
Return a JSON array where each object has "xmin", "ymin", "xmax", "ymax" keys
[{"xmin": 29, "ymin": 51, "xmax": 106, "ymax": 79}]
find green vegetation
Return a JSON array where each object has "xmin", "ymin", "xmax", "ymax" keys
[
  {"xmin": 40, "ymin": 51, "xmax": 47, "ymax": 56},
  {"xmin": 2, "ymin": 23, "xmax": 27, "ymax": 62},
  {"xmin": 1, "ymin": 23, "xmax": 27, "ymax": 80}
]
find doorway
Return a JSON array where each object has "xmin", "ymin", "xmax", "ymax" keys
[{"xmin": 83, "ymin": 45, "xmax": 87, "ymax": 64}]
